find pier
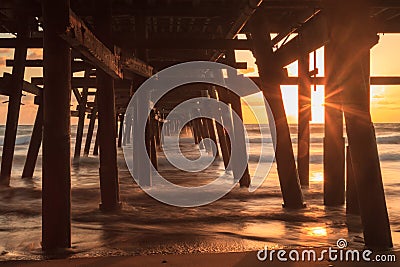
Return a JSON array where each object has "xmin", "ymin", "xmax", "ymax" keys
[{"xmin": 0, "ymin": 0, "xmax": 398, "ymax": 252}]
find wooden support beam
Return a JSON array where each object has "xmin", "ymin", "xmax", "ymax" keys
[
  {"xmin": 122, "ymin": 56, "xmax": 153, "ymax": 78},
  {"xmin": 93, "ymin": 133, "xmax": 99, "ymax": 156},
  {"xmin": 123, "ymin": 113, "xmax": 132, "ymax": 146},
  {"xmin": 297, "ymin": 52, "xmax": 311, "ymax": 188},
  {"xmin": 148, "ymin": 111, "xmax": 158, "ymax": 170},
  {"xmin": 116, "ymin": 38, "xmax": 253, "ymax": 50},
  {"xmin": 328, "ymin": 0, "xmax": 392, "ymax": 248},
  {"xmin": 346, "ymin": 146, "xmax": 360, "ymax": 215},
  {"xmin": 228, "ymin": 90, "xmax": 251, "ymax": 187},
  {"xmin": 72, "ymin": 87, "xmax": 82, "ymax": 104},
  {"xmin": 251, "ymin": 76, "xmax": 400, "ymax": 86},
  {"xmin": 60, "ymin": 10, "xmax": 122, "ymax": 79},
  {"xmin": 216, "ymin": 87, "xmax": 234, "ymax": 171},
  {"xmin": 41, "ymin": 0, "xmax": 72, "ymax": 250},
  {"xmin": 0, "ymin": 38, "xmax": 42, "ymax": 48},
  {"xmin": 210, "ymin": 0, "xmax": 263, "ymax": 61},
  {"xmin": 201, "ymin": 90, "xmax": 219, "ymax": 158},
  {"xmin": 95, "ymin": 0, "xmax": 121, "ymax": 212},
  {"xmin": 22, "ymin": 95, "xmax": 43, "ymax": 178},
  {"xmin": 118, "ymin": 114, "xmax": 124, "ymax": 148},
  {"xmin": 209, "ymin": 87, "xmax": 231, "ymax": 169},
  {"xmin": 221, "ymin": 53, "xmax": 251, "ymax": 187},
  {"xmin": 73, "ymin": 70, "xmax": 89, "ymax": 163},
  {"xmin": 31, "ymin": 77, "xmax": 131, "ymax": 89},
  {"xmin": 0, "ymin": 9, "xmax": 28, "ymax": 186},
  {"xmin": 249, "ymin": 14, "xmax": 304, "ymax": 208},
  {"xmin": 323, "ymin": 28, "xmax": 345, "ymax": 207},
  {"xmin": 6, "ymin": 59, "xmax": 94, "ymax": 73},
  {"xmin": 84, "ymin": 94, "xmax": 97, "ymax": 155},
  {"xmin": 274, "ymin": 13, "xmax": 329, "ymax": 68},
  {"xmin": 0, "ymin": 74, "xmax": 41, "ymax": 96}
]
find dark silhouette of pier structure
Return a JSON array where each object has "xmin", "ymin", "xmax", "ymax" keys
[{"xmin": 0, "ymin": 0, "xmax": 398, "ymax": 251}]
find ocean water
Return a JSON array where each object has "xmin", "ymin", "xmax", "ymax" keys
[{"xmin": 0, "ymin": 123, "xmax": 399, "ymax": 260}]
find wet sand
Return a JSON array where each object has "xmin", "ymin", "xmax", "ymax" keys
[{"xmin": 1, "ymin": 250, "xmax": 399, "ymax": 267}]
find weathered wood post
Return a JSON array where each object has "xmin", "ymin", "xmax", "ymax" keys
[
  {"xmin": 41, "ymin": 0, "xmax": 72, "ymax": 250},
  {"xmin": 73, "ymin": 70, "xmax": 90, "ymax": 164},
  {"xmin": 209, "ymin": 87, "xmax": 231, "ymax": 169},
  {"xmin": 148, "ymin": 110, "xmax": 158, "ymax": 170},
  {"xmin": 298, "ymin": 52, "xmax": 311, "ymax": 187},
  {"xmin": 190, "ymin": 121, "xmax": 199, "ymax": 144},
  {"xmin": 201, "ymin": 89, "xmax": 220, "ymax": 157},
  {"xmin": 123, "ymin": 112, "xmax": 132, "ymax": 146},
  {"xmin": 199, "ymin": 117, "xmax": 212, "ymax": 153},
  {"xmin": 346, "ymin": 146, "xmax": 359, "ymax": 215},
  {"xmin": 22, "ymin": 95, "xmax": 43, "ymax": 178},
  {"xmin": 0, "ymin": 5, "xmax": 28, "ymax": 186},
  {"xmin": 249, "ymin": 14, "xmax": 304, "ymax": 208},
  {"xmin": 118, "ymin": 114, "xmax": 124, "ymax": 148},
  {"xmin": 224, "ymin": 51, "xmax": 251, "ymax": 186},
  {"xmin": 326, "ymin": 0, "xmax": 392, "ymax": 248},
  {"xmin": 84, "ymin": 99, "xmax": 97, "ymax": 155},
  {"xmin": 95, "ymin": 0, "xmax": 121, "ymax": 211},
  {"xmin": 324, "ymin": 33, "xmax": 345, "ymax": 206},
  {"xmin": 93, "ymin": 133, "xmax": 99, "ymax": 156},
  {"xmin": 215, "ymin": 87, "xmax": 234, "ymax": 172}
]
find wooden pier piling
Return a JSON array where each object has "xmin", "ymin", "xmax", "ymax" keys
[
  {"xmin": 324, "ymin": 38, "xmax": 346, "ymax": 206},
  {"xmin": 298, "ymin": 52, "xmax": 311, "ymax": 187},
  {"xmin": 95, "ymin": 0, "xmax": 121, "ymax": 212},
  {"xmin": 41, "ymin": 0, "xmax": 72, "ymax": 250},
  {"xmin": 346, "ymin": 146, "xmax": 360, "ymax": 215},
  {"xmin": 249, "ymin": 15, "xmax": 304, "ymax": 208},
  {"xmin": 227, "ymin": 88, "xmax": 251, "ymax": 187},
  {"xmin": 22, "ymin": 95, "xmax": 43, "ymax": 178},
  {"xmin": 209, "ymin": 87, "xmax": 231, "ymax": 169},
  {"xmin": 84, "ymin": 102, "xmax": 97, "ymax": 155},
  {"xmin": 118, "ymin": 114, "xmax": 124, "ymax": 148},
  {"xmin": 0, "ymin": 9, "xmax": 28, "ymax": 186},
  {"xmin": 327, "ymin": 0, "xmax": 392, "ymax": 248},
  {"xmin": 73, "ymin": 71, "xmax": 90, "ymax": 164}
]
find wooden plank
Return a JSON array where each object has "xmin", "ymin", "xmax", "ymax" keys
[
  {"xmin": 371, "ymin": 76, "xmax": 400, "ymax": 85},
  {"xmin": 116, "ymin": 38, "xmax": 253, "ymax": 50},
  {"xmin": 250, "ymin": 76, "xmax": 400, "ymax": 86},
  {"xmin": 31, "ymin": 77, "xmax": 131, "ymax": 88},
  {"xmin": 60, "ymin": 10, "xmax": 122, "ymax": 79},
  {"xmin": 122, "ymin": 56, "xmax": 153, "ymax": 78},
  {"xmin": 6, "ymin": 59, "xmax": 94, "ymax": 72},
  {"xmin": 0, "ymin": 38, "xmax": 42, "ymax": 48},
  {"xmin": 274, "ymin": 13, "xmax": 329, "ymax": 67},
  {"xmin": 2, "ymin": 73, "xmax": 41, "ymax": 95}
]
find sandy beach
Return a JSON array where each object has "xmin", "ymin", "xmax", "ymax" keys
[{"xmin": 1, "ymin": 250, "xmax": 399, "ymax": 267}]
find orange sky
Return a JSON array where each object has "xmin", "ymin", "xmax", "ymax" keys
[{"xmin": 0, "ymin": 34, "xmax": 400, "ymax": 125}]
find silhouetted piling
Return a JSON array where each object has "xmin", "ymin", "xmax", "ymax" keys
[
  {"xmin": 209, "ymin": 87, "xmax": 231, "ymax": 169},
  {"xmin": 73, "ymin": 70, "xmax": 90, "ymax": 163},
  {"xmin": 298, "ymin": 52, "xmax": 311, "ymax": 187},
  {"xmin": 95, "ymin": 0, "xmax": 121, "ymax": 212},
  {"xmin": 41, "ymin": 0, "xmax": 71, "ymax": 250},
  {"xmin": 346, "ymin": 146, "xmax": 360, "ymax": 215},
  {"xmin": 118, "ymin": 114, "xmax": 124, "ymax": 148},
  {"xmin": 0, "ymin": 8, "xmax": 28, "ymax": 186},
  {"xmin": 22, "ymin": 95, "xmax": 43, "ymax": 178},
  {"xmin": 327, "ymin": 0, "xmax": 392, "ymax": 248},
  {"xmin": 249, "ymin": 15, "xmax": 304, "ymax": 208},
  {"xmin": 84, "ymin": 101, "xmax": 97, "ymax": 155},
  {"xmin": 324, "ymin": 36, "xmax": 345, "ymax": 206}
]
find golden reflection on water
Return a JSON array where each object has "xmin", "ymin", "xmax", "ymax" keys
[
  {"xmin": 310, "ymin": 172, "xmax": 324, "ymax": 182},
  {"xmin": 304, "ymin": 226, "xmax": 328, "ymax": 237}
]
